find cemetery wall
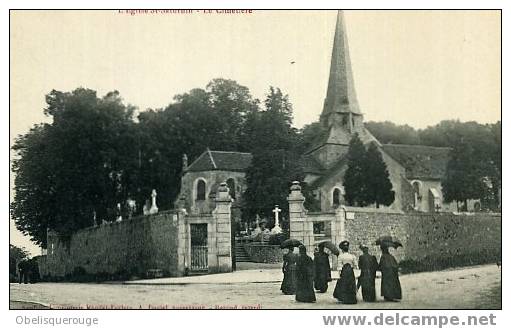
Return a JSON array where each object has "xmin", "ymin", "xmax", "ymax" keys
[
  {"xmin": 401, "ymin": 212, "xmax": 501, "ymax": 271},
  {"xmin": 40, "ymin": 211, "xmax": 181, "ymax": 279},
  {"xmin": 344, "ymin": 210, "xmax": 501, "ymax": 269}
]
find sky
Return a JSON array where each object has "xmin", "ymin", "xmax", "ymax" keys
[{"xmin": 9, "ymin": 10, "xmax": 501, "ymax": 255}]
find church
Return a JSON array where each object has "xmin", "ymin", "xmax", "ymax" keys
[{"xmin": 176, "ymin": 11, "xmax": 471, "ymax": 217}]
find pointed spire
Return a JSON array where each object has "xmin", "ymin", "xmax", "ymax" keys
[{"xmin": 321, "ymin": 10, "xmax": 361, "ymax": 125}]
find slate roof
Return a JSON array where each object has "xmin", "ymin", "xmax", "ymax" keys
[
  {"xmin": 321, "ymin": 10, "xmax": 362, "ymax": 119},
  {"xmin": 186, "ymin": 150, "xmax": 253, "ymax": 172},
  {"xmin": 304, "ymin": 127, "xmax": 381, "ymax": 155},
  {"xmin": 309, "ymin": 156, "xmax": 349, "ymax": 189},
  {"xmin": 382, "ymin": 144, "xmax": 451, "ymax": 180},
  {"xmin": 300, "ymin": 154, "xmax": 325, "ymax": 175}
]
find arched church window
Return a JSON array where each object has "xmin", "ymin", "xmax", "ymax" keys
[
  {"xmin": 412, "ymin": 181, "xmax": 421, "ymax": 197},
  {"xmin": 412, "ymin": 180, "xmax": 422, "ymax": 210},
  {"xmin": 352, "ymin": 117, "xmax": 355, "ymax": 128},
  {"xmin": 196, "ymin": 179, "xmax": 206, "ymax": 201},
  {"xmin": 226, "ymin": 178, "xmax": 236, "ymax": 200},
  {"xmin": 333, "ymin": 188, "xmax": 341, "ymax": 207},
  {"xmin": 342, "ymin": 116, "xmax": 348, "ymax": 127}
]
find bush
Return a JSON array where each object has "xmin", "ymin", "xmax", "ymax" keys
[
  {"xmin": 399, "ymin": 249, "xmax": 501, "ymax": 274},
  {"xmin": 268, "ymin": 232, "xmax": 289, "ymax": 246},
  {"xmin": 67, "ymin": 266, "xmax": 92, "ymax": 282}
]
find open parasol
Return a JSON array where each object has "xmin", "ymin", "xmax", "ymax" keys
[
  {"xmin": 376, "ymin": 235, "xmax": 403, "ymax": 249},
  {"xmin": 318, "ymin": 240, "xmax": 340, "ymax": 256},
  {"xmin": 280, "ymin": 238, "xmax": 303, "ymax": 249}
]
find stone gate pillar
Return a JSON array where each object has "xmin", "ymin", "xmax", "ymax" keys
[
  {"xmin": 213, "ymin": 182, "xmax": 233, "ymax": 273},
  {"xmin": 287, "ymin": 181, "xmax": 314, "ymax": 255}
]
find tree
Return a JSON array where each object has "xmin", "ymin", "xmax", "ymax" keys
[
  {"xmin": 298, "ymin": 121, "xmax": 328, "ymax": 154},
  {"xmin": 206, "ymin": 78, "xmax": 259, "ymax": 149},
  {"xmin": 365, "ymin": 143, "xmax": 395, "ymax": 208},
  {"xmin": 442, "ymin": 140, "xmax": 488, "ymax": 211},
  {"xmin": 343, "ymin": 136, "xmax": 395, "ymax": 207},
  {"xmin": 343, "ymin": 134, "xmax": 369, "ymax": 206},
  {"xmin": 9, "ymin": 244, "xmax": 30, "ymax": 277},
  {"xmin": 240, "ymin": 87, "xmax": 298, "ymax": 153},
  {"xmin": 243, "ymin": 149, "xmax": 303, "ymax": 222},
  {"xmin": 242, "ymin": 87, "xmax": 307, "ymax": 225},
  {"xmin": 365, "ymin": 121, "xmax": 420, "ymax": 145},
  {"xmin": 11, "ymin": 89, "xmax": 138, "ymax": 247},
  {"xmin": 11, "ymin": 80, "xmax": 261, "ymax": 247},
  {"xmin": 136, "ymin": 79, "xmax": 260, "ymax": 209}
]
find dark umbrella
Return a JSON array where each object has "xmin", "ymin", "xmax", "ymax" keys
[
  {"xmin": 376, "ymin": 236, "xmax": 403, "ymax": 249},
  {"xmin": 280, "ymin": 238, "xmax": 303, "ymax": 249},
  {"xmin": 318, "ymin": 241, "xmax": 340, "ymax": 256}
]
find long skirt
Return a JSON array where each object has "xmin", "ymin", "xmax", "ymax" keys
[
  {"xmin": 296, "ymin": 275, "xmax": 316, "ymax": 303},
  {"xmin": 358, "ymin": 271, "xmax": 376, "ymax": 302},
  {"xmin": 333, "ymin": 264, "xmax": 357, "ymax": 304},
  {"xmin": 381, "ymin": 268, "xmax": 402, "ymax": 301},
  {"xmin": 314, "ymin": 275, "xmax": 329, "ymax": 293},
  {"xmin": 281, "ymin": 268, "xmax": 297, "ymax": 295}
]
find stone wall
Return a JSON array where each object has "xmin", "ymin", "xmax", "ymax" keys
[
  {"xmin": 243, "ymin": 243, "xmax": 284, "ymax": 263},
  {"xmin": 288, "ymin": 183, "xmax": 501, "ymax": 271},
  {"xmin": 344, "ymin": 208, "xmax": 408, "ymax": 262},
  {"xmin": 403, "ymin": 212, "xmax": 501, "ymax": 270},
  {"xmin": 40, "ymin": 183, "xmax": 235, "ymax": 280},
  {"xmin": 41, "ymin": 211, "xmax": 181, "ymax": 279},
  {"xmin": 344, "ymin": 210, "xmax": 501, "ymax": 265}
]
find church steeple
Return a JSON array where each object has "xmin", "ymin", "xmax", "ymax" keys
[
  {"xmin": 320, "ymin": 10, "xmax": 362, "ymax": 129},
  {"xmin": 304, "ymin": 10, "xmax": 380, "ymax": 170}
]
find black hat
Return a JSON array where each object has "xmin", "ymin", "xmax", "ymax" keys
[
  {"xmin": 359, "ymin": 244, "xmax": 369, "ymax": 251},
  {"xmin": 339, "ymin": 240, "xmax": 349, "ymax": 249}
]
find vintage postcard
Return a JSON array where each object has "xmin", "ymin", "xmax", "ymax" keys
[{"xmin": 9, "ymin": 9, "xmax": 501, "ymax": 315}]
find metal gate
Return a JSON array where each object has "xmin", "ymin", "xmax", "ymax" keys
[{"xmin": 190, "ymin": 224, "xmax": 208, "ymax": 272}]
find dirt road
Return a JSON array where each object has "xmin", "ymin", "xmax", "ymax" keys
[{"xmin": 10, "ymin": 265, "xmax": 500, "ymax": 309}]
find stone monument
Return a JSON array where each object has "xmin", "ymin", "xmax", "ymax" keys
[
  {"xmin": 149, "ymin": 189, "xmax": 158, "ymax": 214},
  {"xmin": 271, "ymin": 205, "xmax": 283, "ymax": 234}
]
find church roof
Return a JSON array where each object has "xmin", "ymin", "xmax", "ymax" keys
[
  {"xmin": 304, "ymin": 127, "xmax": 380, "ymax": 155},
  {"xmin": 300, "ymin": 154, "xmax": 325, "ymax": 175},
  {"xmin": 186, "ymin": 150, "xmax": 253, "ymax": 172},
  {"xmin": 320, "ymin": 10, "xmax": 361, "ymax": 125},
  {"xmin": 308, "ymin": 156, "xmax": 349, "ymax": 189},
  {"xmin": 381, "ymin": 144, "xmax": 452, "ymax": 180}
]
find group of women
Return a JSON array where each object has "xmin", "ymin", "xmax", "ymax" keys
[{"xmin": 280, "ymin": 240, "xmax": 402, "ymax": 304}]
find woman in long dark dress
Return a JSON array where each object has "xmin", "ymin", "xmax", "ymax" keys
[
  {"xmin": 378, "ymin": 244, "xmax": 402, "ymax": 301},
  {"xmin": 314, "ymin": 245, "xmax": 332, "ymax": 293},
  {"xmin": 357, "ymin": 244, "xmax": 378, "ymax": 302},
  {"xmin": 333, "ymin": 241, "xmax": 357, "ymax": 304},
  {"xmin": 281, "ymin": 246, "xmax": 297, "ymax": 295},
  {"xmin": 295, "ymin": 245, "xmax": 316, "ymax": 303}
]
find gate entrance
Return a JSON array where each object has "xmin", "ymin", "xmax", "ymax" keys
[{"xmin": 190, "ymin": 223, "xmax": 208, "ymax": 272}]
